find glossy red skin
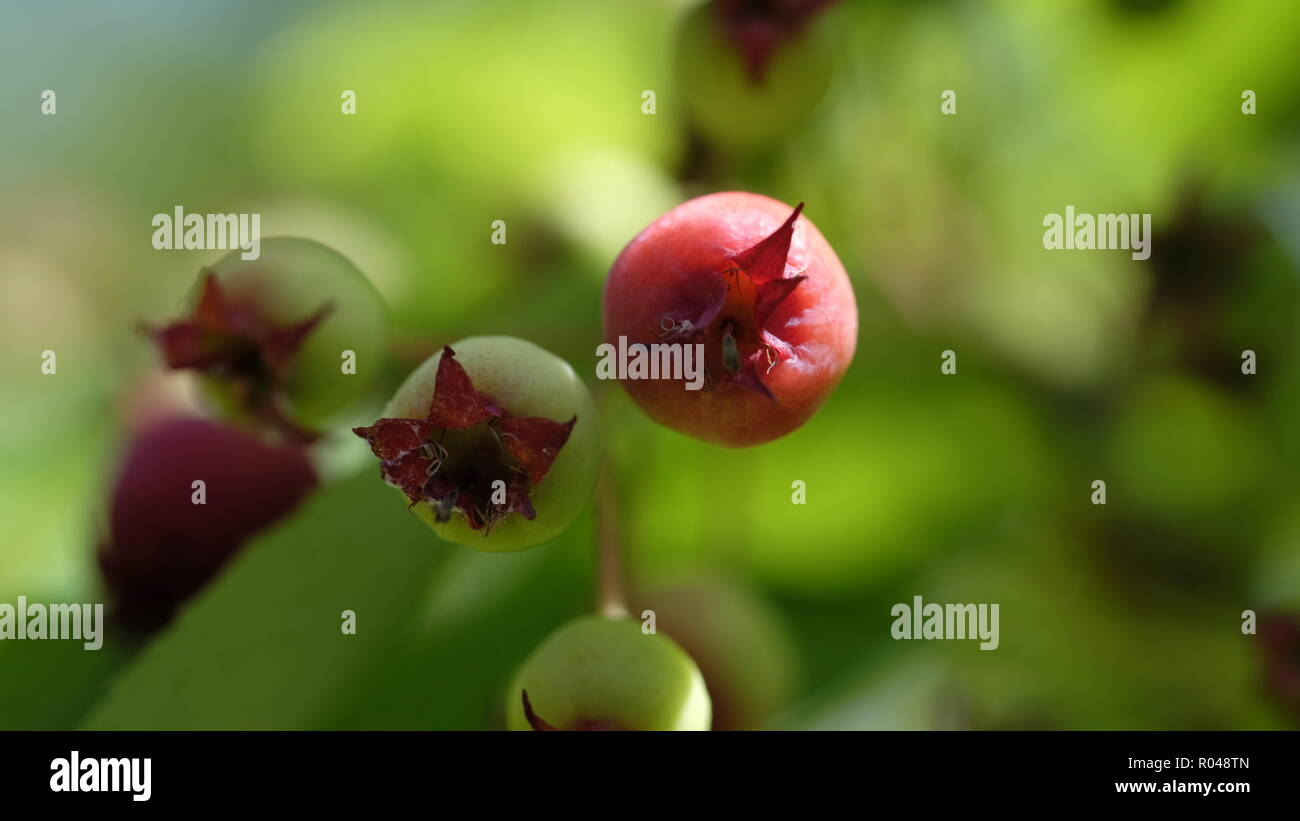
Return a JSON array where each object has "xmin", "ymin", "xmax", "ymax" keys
[{"xmin": 603, "ymin": 192, "xmax": 856, "ymax": 447}]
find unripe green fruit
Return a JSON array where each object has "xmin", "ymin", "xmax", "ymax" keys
[
  {"xmin": 675, "ymin": 3, "xmax": 834, "ymax": 153},
  {"xmin": 506, "ymin": 615, "xmax": 711, "ymax": 731},
  {"xmin": 202, "ymin": 237, "xmax": 387, "ymax": 427},
  {"xmin": 371, "ymin": 336, "xmax": 599, "ymax": 552}
]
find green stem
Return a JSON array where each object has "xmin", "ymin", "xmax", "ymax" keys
[
  {"xmin": 595, "ymin": 466, "xmax": 629, "ymax": 619},
  {"xmin": 594, "ymin": 386, "xmax": 629, "ymax": 619}
]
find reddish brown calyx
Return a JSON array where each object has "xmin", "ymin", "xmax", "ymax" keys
[
  {"xmin": 714, "ymin": 0, "xmax": 839, "ymax": 83},
  {"xmin": 353, "ymin": 346, "xmax": 575, "ymax": 532},
  {"xmin": 144, "ymin": 271, "xmax": 332, "ymax": 443},
  {"xmin": 521, "ymin": 691, "xmax": 620, "ymax": 731},
  {"xmin": 659, "ymin": 203, "xmax": 807, "ymax": 399}
]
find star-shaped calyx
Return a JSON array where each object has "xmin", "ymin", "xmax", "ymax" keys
[
  {"xmin": 521, "ymin": 690, "xmax": 619, "ymax": 731},
  {"xmin": 659, "ymin": 202, "xmax": 807, "ymax": 398},
  {"xmin": 715, "ymin": 0, "xmax": 840, "ymax": 83},
  {"xmin": 353, "ymin": 346, "xmax": 576, "ymax": 533},
  {"xmin": 145, "ymin": 271, "xmax": 332, "ymax": 443}
]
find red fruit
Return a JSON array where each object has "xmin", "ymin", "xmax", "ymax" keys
[
  {"xmin": 603, "ymin": 192, "xmax": 856, "ymax": 447},
  {"xmin": 98, "ymin": 417, "xmax": 317, "ymax": 632}
]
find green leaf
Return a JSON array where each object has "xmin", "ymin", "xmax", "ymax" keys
[
  {"xmin": 82, "ymin": 470, "xmax": 446, "ymax": 729},
  {"xmin": 0, "ymin": 637, "xmax": 130, "ymax": 730}
]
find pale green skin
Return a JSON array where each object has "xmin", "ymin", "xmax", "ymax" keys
[
  {"xmin": 384, "ymin": 336, "xmax": 600, "ymax": 552},
  {"xmin": 506, "ymin": 616, "xmax": 711, "ymax": 731},
  {"xmin": 199, "ymin": 237, "xmax": 388, "ymax": 427},
  {"xmin": 675, "ymin": 4, "xmax": 834, "ymax": 153}
]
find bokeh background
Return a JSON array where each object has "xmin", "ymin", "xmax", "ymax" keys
[{"xmin": 2, "ymin": 0, "xmax": 1299, "ymax": 730}]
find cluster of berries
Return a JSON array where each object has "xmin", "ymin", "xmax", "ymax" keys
[{"xmin": 101, "ymin": 1, "xmax": 858, "ymax": 729}]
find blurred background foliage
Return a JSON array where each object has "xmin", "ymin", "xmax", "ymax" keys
[{"xmin": 2, "ymin": 0, "xmax": 1299, "ymax": 729}]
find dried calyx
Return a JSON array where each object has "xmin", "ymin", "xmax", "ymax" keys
[
  {"xmin": 659, "ymin": 202, "xmax": 806, "ymax": 398},
  {"xmin": 714, "ymin": 0, "xmax": 839, "ymax": 82},
  {"xmin": 521, "ymin": 690, "xmax": 620, "ymax": 732},
  {"xmin": 145, "ymin": 271, "xmax": 331, "ymax": 443},
  {"xmin": 507, "ymin": 615, "xmax": 712, "ymax": 731},
  {"xmin": 353, "ymin": 346, "xmax": 575, "ymax": 533}
]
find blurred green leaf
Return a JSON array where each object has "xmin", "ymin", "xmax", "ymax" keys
[
  {"xmin": 82, "ymin": 471, "xmax": 446, "ymax": 729},
  {"xmin": 0, "ymin": 635, "xmax": 129, "ymax": 730}
]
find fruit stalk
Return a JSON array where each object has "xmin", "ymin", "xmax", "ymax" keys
[{"xmin": 595, "ymin": 465, "xmax": 629, "ymax": 619}]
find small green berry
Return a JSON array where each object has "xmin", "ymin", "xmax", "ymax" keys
[
  {"xmin": 506, "ymin": 615, "xmax": 711, "ymax": 731},
  {"xmin": 355, "ymin": 336, "xmax": 599, "ymax": 552},
  {"xmin": 675, "ymin": 1, "xmax": 835, "ymax": 153},
  {"xmin": 148, "ymin": 237, "xmax": 387, "ymax": 440}
]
